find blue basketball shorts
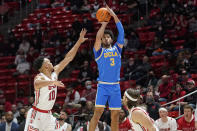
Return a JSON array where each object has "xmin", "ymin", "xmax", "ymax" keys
[{"xmin": 95, "ymin": 83, "xmax": 121, "ymax": 110}]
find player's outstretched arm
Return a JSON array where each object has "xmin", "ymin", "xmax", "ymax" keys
[
  {"xmin": 132, "ymin": 110, "xmax": 157, "ymax": 131},
  {"xmin": 34, "ymin": 75, "xmax": 65, "ymax": 89},
  {"xmin": 106, "ymin": 5, "xmax": 124, "ymax": 48},
  {"xmin": 94, "ymin": 22, "xmax": 108, "ymax": 51},
  {"xmin": 54, "ymin": 29, "xmax": 88, "ymax": 76}
]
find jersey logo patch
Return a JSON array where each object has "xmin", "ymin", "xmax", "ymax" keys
[{"xmin": 104, "ymin": 52, "xmax": 118, "ymax": 58}]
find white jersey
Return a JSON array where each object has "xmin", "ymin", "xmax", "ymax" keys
[
  {"xmin": 33, "ymin": 72, "xmax": 58, "ymax": 110},
  {"xmin": 195, "ymin": 107, "xmax": 197, "ymax": 122},
  {"xmin": 155, "ymin": 116, "xmax": 177, "ymax": 131},
  {"xmin": 59, "ymin": 123, "xmax": 68, "ymax": 131},
  {"xmin": 129, "ymin": 107, "xmax": 158, "ymax": 131}
]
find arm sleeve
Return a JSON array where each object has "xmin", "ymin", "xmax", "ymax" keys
[
  {"xmin": 116, "ymin": 21, "xmax": 124, "ymax": 45},
  {"xmin": 93, "ymin": 48, "xmax": 102, "ymax": 59},
  {"xmin": 114, "ymin": 43, "xmax": 123, "ymax": 54}
]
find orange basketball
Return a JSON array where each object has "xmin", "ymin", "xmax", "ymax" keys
[{"xmin": 96, "ymin": 8, "xmax": 111, "ymax": 22}]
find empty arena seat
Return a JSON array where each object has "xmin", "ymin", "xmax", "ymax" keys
[
  {"xmin": 171, "ymin": 40, "xmax": 185, "ymax": 46},
  {"xmin": 0, "ymin": 76, "xmax": 11, "ymax": 83},
  {"xmin": 17, "ymin": 74, "xmax": 29, "ymax": 82},
  {"xmin": 0, "ymin": 69, "xmax": 9, "ymax": 76},
  {"xmin": 0, "ymin": 83, "xmax": 6, "ymax": 89}
]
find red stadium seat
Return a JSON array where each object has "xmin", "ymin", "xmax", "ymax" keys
[
  {"xmin": 0, "ymin": 76, "xmax": 11, "ymax": 83},
  {"xmin": 0, "ymin": 83, "xmax": 6, "ymax": 89},
  {"xmin": 5, "ymin": 89, "xmax": 16, "ymax": 103},
  {"xmin": 45, "ymin": 48, "xmax": 56, "ymax": 55},
  {"xmin": 168, "ymin": 111, "xmax": 179, "ymax": 118},
  {"xmin": 39, "ymin": 0, "xmax": 51, "ymax": 5},
  {"xmin": 136, "ymin": 26, "xmax": 152, "ymax": 33},
  {"xmin": 171, "ymin": 40, "xmax": 185, "ymax": 46},
  {"xmin": 57, "ymin": 93, "xmax": 66, "ymax": 98},
  {"xmin": 70, "ymin": 70, "xmax": 80, "ymax": 79},
  {"xmin": 138, "ymin": 32, "xmax": 148, "ymax": 43},
  {"xmin": 147, "ymin": 32, "xmax": 155, "ymax": 42},
  {"xmin": 191, "ymin": 74, "xmax": 197, "ymax": 81},
  {"xmin": 149, "ymin": 55, "xmax": 165, "ymax": 63},
  {"xmin": 57, "ymin": 87, "xmax": 67, "ymax": 93},
  {"xmin": 17, "ymin": 74, "xmax": 29, "ymax": 82},
  {"xmin": 18, "ymin": 81, "xmax": 30, "ymax": 95},
  {"xmin": 55, "ymin": 100, "xmax": 64, "ymax": 106},
  {"xmin": 0, "ymin": 69, "xmax": 9, "ymax": 76}
]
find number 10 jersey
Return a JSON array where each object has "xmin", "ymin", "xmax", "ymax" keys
[{"xmin": 33, "ymin": 72, "xmax": 57, "ymax": 110}]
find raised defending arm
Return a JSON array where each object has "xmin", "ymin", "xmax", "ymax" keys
[{"xmin": 54, "ymin": 29, "xmax": 88, "ymax": 76}]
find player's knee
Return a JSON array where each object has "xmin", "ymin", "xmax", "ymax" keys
[
  {"xmin": 93, "ymin": 108, "xmax": 104, "ymax": 120},
  {"xmin": 111, "ymin": 110, "xmax": 119, "ymax": 121}
]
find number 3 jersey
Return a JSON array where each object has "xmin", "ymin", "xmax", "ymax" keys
[
  {"xmin": 33, "ymin": 72, "xmax": 58, "ymax": 110},
  {"xmin": 93, "ymin": 43, "xmax": 122, "ymax": 83}
]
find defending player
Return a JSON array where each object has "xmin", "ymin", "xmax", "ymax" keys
[
  {"xmin": 122, "ymin": 88, "xmax": 158, "ymax": 131},
  {"xmin": 24, "ymin": 29, "xmax": 88, "ymax": 131},
  {"xmin": 89, "ymin": 5, "xmax": 124, "ymax": 131}
]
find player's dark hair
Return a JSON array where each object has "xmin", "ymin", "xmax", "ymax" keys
[
  {"xmin": 104, "ymin": 29, "xmax": 114, "ymax": 40},
  {"xmin": 33, "ymin": 56, "xmax": 45, "ymax": 71},
  {"xmin": 183, "ymin": 104, "xmax": 193, "ymax": 112},
  {"xmin": 60, "ymin": 110, "xmax": 67, "ymax": 115},
  {"xmin": 126, "ymin": 88, "xmax": 140, "ymax": 109}
]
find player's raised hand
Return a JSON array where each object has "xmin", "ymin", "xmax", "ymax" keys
[
  {"xmin": 106, "ymin": 4, "xmax": 116, "ymax": 17},
  {"xmin": 79, "ymin": 28, "xmax": 88, "ymax": 43},
  {"xmin": 53, "ymin": 81, "xmax": 65, "ymax": 88},
  {"xmin": 99, "ymin": 22, "xmax": 108, "ymax": 25}
]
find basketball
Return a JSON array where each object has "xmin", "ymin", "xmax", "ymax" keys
[{"xmin": 96, "ymin": 8, "xmax": 111, "ymax": 22}]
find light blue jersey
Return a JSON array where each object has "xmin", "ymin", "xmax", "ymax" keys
[
  {"xmin": 93, "ymin": 22, "xmax": 124, "ymax": 110},
  {"xmin": 93, "ymin": 43, "xmax": 122, "ymax": 83}
]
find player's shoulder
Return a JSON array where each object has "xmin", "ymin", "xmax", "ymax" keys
[
  {"xmin": 51, "ymin": 72, "xmax": 58, "ymax": 77},
  {"xmin": 132, "ymin": 107, "xmax": 146, "ymax": 112},
  {"xmin": 132, "ymin": 107, "xmax": 145, "ymax": 116},
  {"xmin": 177, "ymin": 116, "xmax": 184, "ymax": 123},
  {"xmin": 168, "ymin": 116, "xmax": 176, "ymax": 121},
  {"xmin": 155, "ymin": 118, "xmax": 161, "ymax": 123},
  {"xmin": 34, "ymin": 73, "xmax": 45, "ymax": 81}
]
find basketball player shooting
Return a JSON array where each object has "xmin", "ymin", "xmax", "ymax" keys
[
  {"xmin": 89, "ymin": 5, "xmax": 124, "ymax": 131},
  {"xmin": 24, "ymin": 29, "xmax": 88, "ymax": 131},
  {"xmin": 123, "ymin": 88, "xmax": 158, "ymax": 131}
]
